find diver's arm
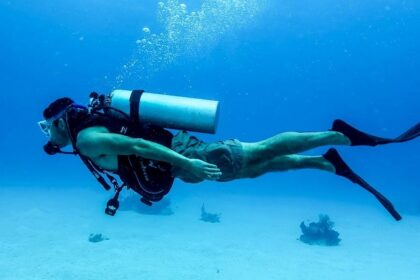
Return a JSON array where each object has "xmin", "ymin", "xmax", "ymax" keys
[
  {"xmin": 76, "ymin": 131, "xmax": 222, "ymax": 179},
  {"xmin": 77, "ymin": 131, "xmax": 188, "ymax": 167}
]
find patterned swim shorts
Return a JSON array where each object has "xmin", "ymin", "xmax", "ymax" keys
[{"xmin": 170, "ymin": 130, "xmax": 244, "ymax": 183}]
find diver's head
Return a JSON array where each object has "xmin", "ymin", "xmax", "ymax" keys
[{"xmin": 39, "ymin": 97, "xmax": 74, "ymax": 148}]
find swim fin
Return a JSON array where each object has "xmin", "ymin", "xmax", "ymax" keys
[
  {"xmin": 323, "ymin": 148, "xmax": 402, "ymax": 221},
  {"xmin": 331, "ymin": 119, "xmax": 420, "ymax": 146}
]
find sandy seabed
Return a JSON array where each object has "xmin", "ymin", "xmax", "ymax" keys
[{"xmin": 0, "ymin": 186, "xmax": 419, "ymax": 280}]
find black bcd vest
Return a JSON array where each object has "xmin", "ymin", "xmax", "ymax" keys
[{"xmin": 66, "ymin": 107, "xmax": 175, "ymax": 204}]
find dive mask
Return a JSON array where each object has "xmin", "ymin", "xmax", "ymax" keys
[
  {"xmin": 37, "ymin": 103, "xmax": 75, "ymax": 138},
  {"xmin": 38, "ymin": 120, "xmax": 52, "ymax": 137}
]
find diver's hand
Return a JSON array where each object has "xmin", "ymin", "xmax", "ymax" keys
[{"xmin": 187, "ymin": 159, "xmax": 222, "ymax": 180}]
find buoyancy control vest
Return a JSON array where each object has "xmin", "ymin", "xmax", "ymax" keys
[{"xmin": 64, "ymin": 93, "xmax": 175, "ymax": 215}]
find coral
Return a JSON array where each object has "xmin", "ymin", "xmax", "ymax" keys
[
  {"xmin": 299, "ymin": 214, "xmax": 341, "ymax": 246},
  {"xmin": 200, "ymin": 204, "xmax": 221, "ymax": 223}
]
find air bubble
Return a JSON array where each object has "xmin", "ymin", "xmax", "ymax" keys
[{"xmin": 116, "ymin": 0, "xmax": 264, "ymax": 86}]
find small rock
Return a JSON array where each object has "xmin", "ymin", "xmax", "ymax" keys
[{"xmin": 88, "ymin": 233, "xmax": 109, "ymax": 243}]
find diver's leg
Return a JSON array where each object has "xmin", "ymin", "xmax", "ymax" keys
[
  {"xmin": 260, "ymin": 131, "xmax": 351, "ymax": 155},
  {"xmin": 236, "ymin": 149, "xmax": 402, "ymax": 221},
  {"xmin": 241, "ymin": 131, "xmax": 350, "ymax": 166},
  {"xmin": 237, "ymin": 154, "xmax": 335, "ymax": 179}
]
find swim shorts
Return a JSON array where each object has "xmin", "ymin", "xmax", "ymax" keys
[{"xmin": 170, "ymin": 130, "xmax": 244, "ymax": 183}]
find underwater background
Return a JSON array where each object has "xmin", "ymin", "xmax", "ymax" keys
[{"xmin": 0, "ymin": 0, "xmax": 419, "ymax": 279}]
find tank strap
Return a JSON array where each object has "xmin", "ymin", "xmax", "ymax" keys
[{"xmin": 130, "ymin": 90, "xmax": 144, "ymax": 123}]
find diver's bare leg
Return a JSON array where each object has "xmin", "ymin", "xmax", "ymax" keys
[
  {"xmin": 241, "ymin": 131, "xmax": 350, "ymax": 166},
  {"xmin": 259, "ymin": 131, "xmax": 350, "ymax": 155},
  {"xmin": 237, "ymin": 154, "xmax": 335, "ymax": 179}
]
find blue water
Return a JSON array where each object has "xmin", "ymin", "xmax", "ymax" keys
[{"xmin": 0, "ymin": 0, "xmax": 419, "ymax": 278}]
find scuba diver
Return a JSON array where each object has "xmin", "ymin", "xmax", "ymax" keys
[{"xmin": 38, "ymin": 90, "xmax": 419, "ymax": 220}]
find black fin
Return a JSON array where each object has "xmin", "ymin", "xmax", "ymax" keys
[
  {"xmin": 331, "ymin": 119, "xmax": 420, "ymax": 146},
  {"xmin": 323, "ymin": 148, "xmax": 402, "ymax": 221}
]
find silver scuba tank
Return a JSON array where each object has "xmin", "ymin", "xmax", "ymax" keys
[{"xmin": 109, "ymin": 89, "xmax": 220, "ymax": 134}]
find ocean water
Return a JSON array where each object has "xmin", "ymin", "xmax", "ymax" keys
[{"xmin": 0, "ymin": 0, "xmax": 419, "ymax": 279}]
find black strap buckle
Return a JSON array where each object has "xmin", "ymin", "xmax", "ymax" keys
[
  {"xmin": 105, "ymin": 198, "xmax": 120, "ymax": 216},
  {"xmin": 104, "ymin": 182, "xmax": 124, "ymax": 216}
]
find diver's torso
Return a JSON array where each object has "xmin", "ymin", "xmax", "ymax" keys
[
  {"xmin": 91, "ymin": 154, "xmax": 119, "ymax": 171},
  {"xmin": 77, "ymin": 126, "xmax": 121, "ymax": 171},
  {"xmin": 76, "ymin": 125, "xmax": 174, "ymax": 173}
]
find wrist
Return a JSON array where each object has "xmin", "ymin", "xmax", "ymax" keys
[
  {"xmin": 172, "ymin": 154, "xmax": 192, "ymax": 169},
  {"xmin": 183, "ymin": 157, "xmax": 193, "ymax": 168}
]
